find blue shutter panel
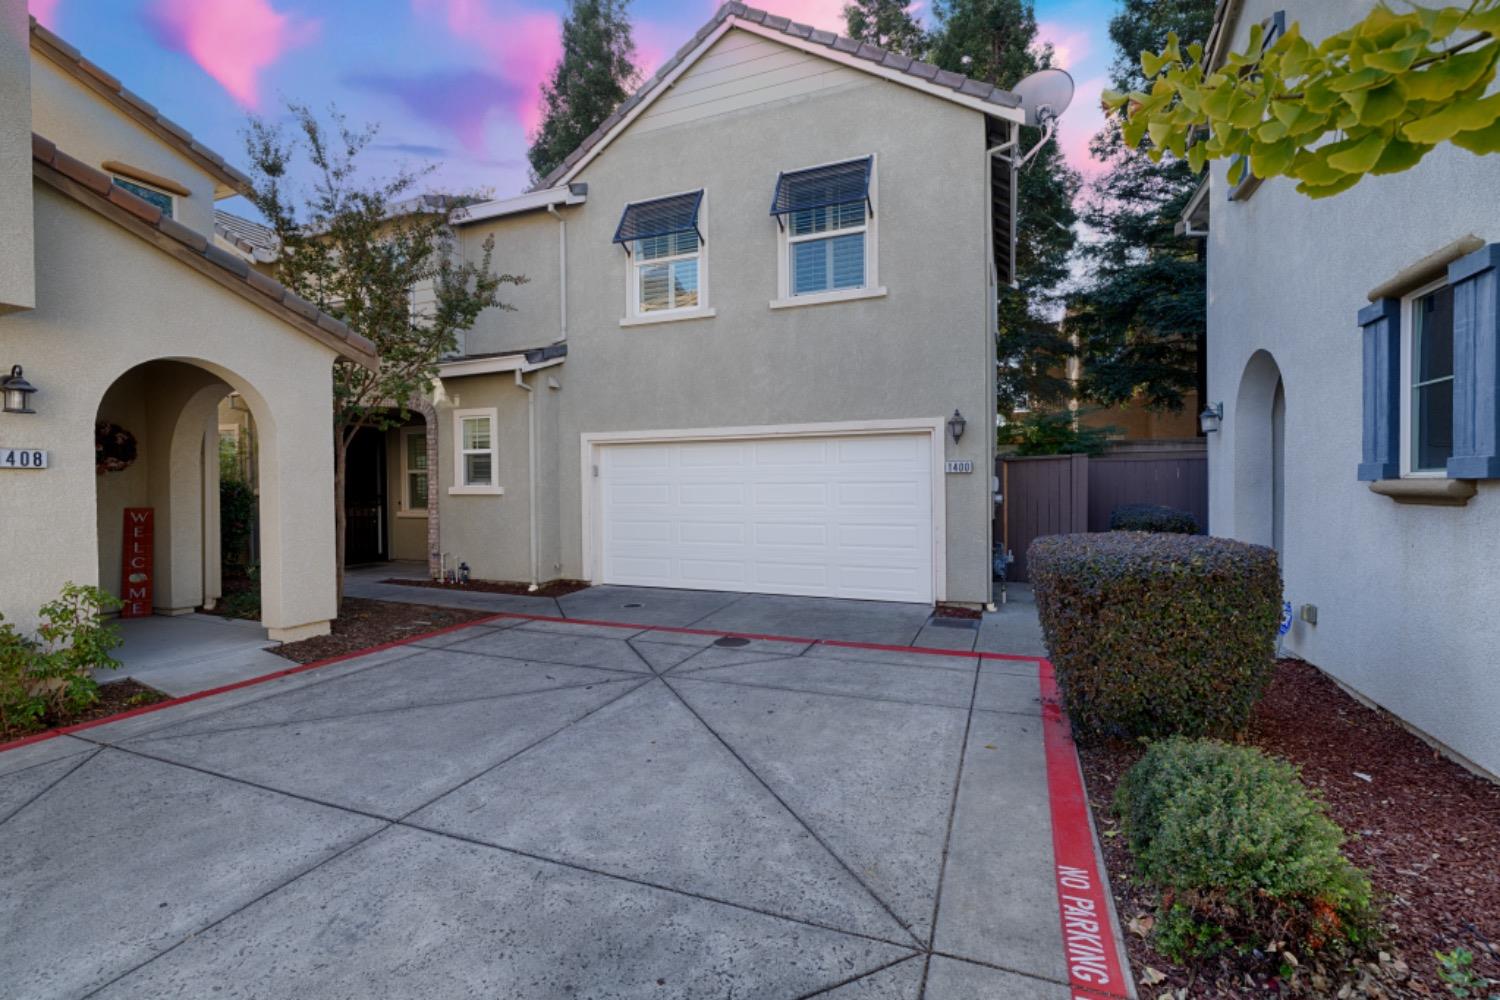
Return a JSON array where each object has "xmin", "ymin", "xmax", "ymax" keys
[
  {"xmin": 1357, "ymin": 298, "xmax": 1401, "ymax": 482},
  {"xmin": 1446, "ymin": 244, "xmax": 1500, "ymax": 479}
]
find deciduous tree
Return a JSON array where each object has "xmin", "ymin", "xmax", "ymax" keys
[{"xmin": 843, "ymin": 0, "xmax": 927, "ymax": 55}]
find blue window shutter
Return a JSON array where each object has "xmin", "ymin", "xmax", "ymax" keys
[
  {"xmin": 1446, "ymin": 244, "xmax": 1500, "ymax": 479},
  {"xmin": 1357, "ymin": 298, "xmax": 1401, "ymax": 481}
]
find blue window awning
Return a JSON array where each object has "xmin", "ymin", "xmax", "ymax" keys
[
  {"xmin": 769, "ymin": 157, "xmax": 872, "ymax": 224},
  {"xmin": 612, "ymin": 190, "xmax": 704, "ymax": 249}
]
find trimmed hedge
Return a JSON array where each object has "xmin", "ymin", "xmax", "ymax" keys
[
  {"xmin": 1029, "ymin": 532, "xmax": 1280, "ymax": 740},
  {"xmin": 1115, "ymin": 738, "xmax": 1372, "ymax": 959},
  {"xmin": 1108, "ymin": 503, "xmax": 1199, "ymax": 534}
]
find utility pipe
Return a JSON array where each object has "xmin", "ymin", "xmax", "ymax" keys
[
  {"xmin": 547, "ymin": 204, "xmax": 567, "ymax": 343},
  {"xmin": 515, "ymin": 368, "xmax": 540, "ymax": 590}
]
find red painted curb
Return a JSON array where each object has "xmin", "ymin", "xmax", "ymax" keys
[
  {"xmin": 1039, "ymin": 660, "xmax": 1132, "ymax": 1000},
  {"xmin": 0, "ymin": 612, "xmax": 509, "ymax": 756}
]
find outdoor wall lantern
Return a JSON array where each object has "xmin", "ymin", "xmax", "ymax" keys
[
  {"xmin": 1199, "ymin": 401, "xmax": 1224, "ymax": 434},
  {"xmin": 1, "ymin": 366, "xmax": 37, "ymax": 414},
  {"xmin": 948, "ymin": 409, "xmax": 967, "ymax": 442}
]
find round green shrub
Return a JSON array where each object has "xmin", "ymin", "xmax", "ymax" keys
[
  {"xmin": 1115, "ymin": 737, "xmax": 1372, "ymax": 959},
  {"xmin": 1108, "ymin": 503, "xmax": 1199, "ymax": 534},
  {"xmin": 1029, "ymin": 532, "xmax": 1280, "ymax": 740}
]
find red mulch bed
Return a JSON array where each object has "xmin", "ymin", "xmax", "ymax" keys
[
  {"xmin": 1, "ymin": 679, "xmax": 170, "ymax": 745},
  {"xmin": 381, "ymin": 577, "xmax": 591, "ymax": 599},
  {"xmin": 932, "ymin": 604, "xmax": 984, "ymax": 620},
  {"xmin": 274, "ymin": 597, "xmax": 494, "ymax": 665},
  {"xmin": 1079, "ymin": 657, "xmax": 1500, "ymax": 997}
]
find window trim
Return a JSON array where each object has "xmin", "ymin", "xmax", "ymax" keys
[
  {"xmin": 449, "ymin": 407, "xmax": 504, "ymax": 495},
  {"xmin": 398, "ymin": 425, "xmax": 430, "ymax": 517},
  {"xmin": 623, "ymin": 188, "xmax": 709, "ymax": 322},
  {"xmin": 773, "ymin": 154, "xmax": 879, "ymax": 307},
  {"xmin": 110, "ymin": 175, "xmax": 176, "ymax": 219},
  {"xmin": 1400, "ymin": 277, "xmax": 1455, "ymax": 478}
]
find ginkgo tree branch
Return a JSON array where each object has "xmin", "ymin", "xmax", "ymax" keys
[{"xmin": 1104, "ymin": 1, "xmax": 1500, "ymax": 198}]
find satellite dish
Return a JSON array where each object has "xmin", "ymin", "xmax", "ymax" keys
[{"xmin": 1011, "ymin": 68, "xmax": 1075, "ymax": 128}]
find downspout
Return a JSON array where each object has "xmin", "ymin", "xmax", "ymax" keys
[
  {"xmin": 547, "ymin": 204, "xmax": 567, "ymax": 343},
  {"xmin": 515, "ymin": 368, "xmax": 540, "ymax": 590},
  {"xmin": 986, "ymin": 124, "xmax": 1017, "ymax": 610}
]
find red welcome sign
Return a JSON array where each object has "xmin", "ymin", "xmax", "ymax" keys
[{"xmin": 120, "ymin": 507, "xmax": 154, "ymax": 618}]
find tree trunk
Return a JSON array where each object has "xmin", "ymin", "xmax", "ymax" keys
[{"xmin": 334, "ymin": 428, "xmax": 348, "ymax": 609}]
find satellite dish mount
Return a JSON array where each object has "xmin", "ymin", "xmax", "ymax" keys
[{"xmin": 1010, "ymin": 68, "xmax": 1075, "ymax": 171}]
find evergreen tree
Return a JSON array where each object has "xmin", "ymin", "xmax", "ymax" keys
[
  {"xmin": 843, "ymin": 0, "xmax": 926, "ymax": 56},
  {"xmin": 1068, "ymin": 0, "xmax": 1215, "ymax": 413},
  {"xmin": 528, "ymin": 0, "xmax": 639, "ymax": 183},
  {"xmin": 928, "ymin": 0, "xmax": 1081, "ymax": 418}
]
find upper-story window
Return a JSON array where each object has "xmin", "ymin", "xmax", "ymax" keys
[
  {"xmin": 770, "ymin": 156, "xmax": 880, "ymax": 306},
  {"xmin": 613, "ymin": 190, "xmax": 708, "ymax": 323},
  {"xmin": 111, "ymin": 176, "xmax": 174, "ymax": 219},
  {"xmin": 1403, "ymin": 280, "xmax": 1455, "ymax": 475}
]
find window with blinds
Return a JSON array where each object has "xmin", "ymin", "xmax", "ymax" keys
[
  {"xmin": 614, "ymin": 191, "xmax": 706, "ymax": 318},
  {"xmin": 772, "ymin": 158, "xmax": 872, "ymax": 298}
]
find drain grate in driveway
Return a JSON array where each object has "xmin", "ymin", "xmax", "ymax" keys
[
  {"xmin": 713, "ymin": 636, "xmax": 751, "ymax": 648},
  {"xmin": 927, "ymin": 617, "xmax": 980, "ymax": 630}
]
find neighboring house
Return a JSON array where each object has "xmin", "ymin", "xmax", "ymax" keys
[
  {"xmin": 0, "ymin": 13, "xmax": 376, "ymax": 640},
  {"xmin": 1197, "ymin": 0, "xmax": 1500, "ymax": 776},
  {"xmin": 382, "ymin": 1, "xmax": 1023, "ymax": 607}
]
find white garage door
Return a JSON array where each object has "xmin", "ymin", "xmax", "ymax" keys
[{"xmin": 596, "ymin": 432, "xmax": 935, "ymax": 603}]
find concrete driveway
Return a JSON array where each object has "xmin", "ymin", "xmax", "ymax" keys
[{"xmin": 1, "ymin": 606, "xmax": 1119, "ymax": 999}]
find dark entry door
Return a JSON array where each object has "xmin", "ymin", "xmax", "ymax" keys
[{"xmin": 345, "ymin": 427, "xmax": 387, "ymax": 564}]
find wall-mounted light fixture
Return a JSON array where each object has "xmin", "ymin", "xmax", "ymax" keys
[
  {"xmin": 948, "ymin": 409, "xmax": 967, "ymax": 442},
  {"xmin": 1, "ymin": 366, "xmax": 37, "ymax": 414},
  {"xmin": 1199, "ymin": 401, "xmax": 1224, "ymax": 434}
]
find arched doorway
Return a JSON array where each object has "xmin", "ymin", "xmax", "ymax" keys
[
  {"xmin": 1233, "ymin": 350, "xmax": 1286, "ymax": 554},
  {"xmin": 94, "ymin": 359, "xmax": 268, "ymax": 619}
]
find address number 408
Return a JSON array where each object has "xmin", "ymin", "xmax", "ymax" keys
[{"xmin": 0, "ymin": 448, "xmax": 48, "ymax": 469}]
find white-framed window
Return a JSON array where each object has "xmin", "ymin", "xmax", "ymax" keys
[
  {"xmin": 399, "ymin": 426, "xmax": 429, "ymax": 515},
  {"xmin": 773, "ymin": 155, "xmax": 882, "ymax": 308},
  {"xmin": 1401, "ymin": 278, "xmax": 1455, "ymax": 476},
  {"xmin": 449, "ymin": 408, "xmax": 503, "ymax": 495},
  {"xmin": 633, "ymin": 229, "xmax": 702, "ymax": 315},
  {"xmin": 111, "ymin": 176, "xmax": 175, "ymax": 219}
]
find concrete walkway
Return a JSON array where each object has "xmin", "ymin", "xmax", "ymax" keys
[
  {"xmin": 104, "ymin": 613, "xmax": 289, "ymax": 697},
  {"xmin": 0, "ymin": 599, "xmax": 1121, "ymax": 999}
]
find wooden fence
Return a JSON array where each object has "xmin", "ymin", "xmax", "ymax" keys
[{"xmin": 996, "ymin": 446, "xmax": 1208, "ymax": 582}]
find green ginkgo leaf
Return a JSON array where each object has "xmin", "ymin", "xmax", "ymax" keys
[
  {"xmin": 1403, "ymin": 91, "xmax": 1500, "ymax": 143},
  {"xmin": 1325, "ymin": 67, "xmax": 1389, "ymax": 92},
  {"xmin": 1371, "ymin": 137, "xmax": 1435, "ymax": 174},
  {"xmin": 1296, "ymin": 173, "xmax": 1364, "ymax": 198},
  {"xmin": 1403, "ymin": 48, "xmax": 1499, "ymax": 102},
  {"xmin": 1250, "ymin": 138, "xmax": 1297, "ymax": 178},
  {"xmin": 1363, "ymin": 46, "xmax": 1420, "ymax": 72},
  {"xmin": 1452, "ymin": 118, "xmax": 1500, "ymax": 155},
  {"xmin": 1349, "ymin": 78, "xmax": 1408, "ymax": 125},
  {"xmin": 1141, "ymin": 49, "xmax": 1167, "ymax": 77},
  {"xmin": 1326, "ymin": 131, "xmax": 1390, "ymax": 173}
]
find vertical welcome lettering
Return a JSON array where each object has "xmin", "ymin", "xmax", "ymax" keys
[{"xmin": 120, "ymin": 507, "xmax": 154, "ymax": 618}]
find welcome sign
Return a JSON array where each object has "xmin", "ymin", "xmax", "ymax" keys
[{"xmin": 121, "ymin": 507, "xmax": 154, "ymax": 618}]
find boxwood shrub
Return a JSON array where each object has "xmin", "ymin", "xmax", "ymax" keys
[
  {"xmin": 1108, "ymin": 503, "xmax": 1199, "ymax": 534},
  {"xmin": 1115, "ymin": 737, "xmax": 1372, "ymax": 960},
  {"xmin": 1029, "ymin": 532, "xmax": 1280, "ymax": 740}
]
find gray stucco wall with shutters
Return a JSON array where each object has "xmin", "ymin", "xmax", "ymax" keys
[{"xmin": 1206, "ymin": 0, "xmax": 1500, "ymax": 778}]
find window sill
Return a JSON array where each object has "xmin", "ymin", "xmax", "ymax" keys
[
  {"xmin": 447, "ymin": 485, "xmax": 505, "ymax": 496},
  {"xmin": 619, "ymin": 307, "xmax": 716, "ymax": 328},
  {"xmin": 1368, "ymin": 478, "xmax": 1476, "ymax": 506},
  {"xmin": 769, "ymin": 286, "xmax": 887, "ymax": 310},
  {"xmin": 395, "ymin": 509, "xmax": 429, "ymax": 519}
]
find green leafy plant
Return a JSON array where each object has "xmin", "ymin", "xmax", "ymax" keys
[
  {"xmin": 1109, "ymin": 503, "xmax": 1200, "ymax": 533},
  {"xmin": 1116, "ymin": 737, "xmax": 1373, "ymax": 961},
  {"xmin": 1106, "ymin": 2, "xmax": 1500, "ymax": 197},
  {"xmin": 1000, "ymin": 410, "xmax": 1114, "ymax": 455},
  {"xmin": 220, "ymin": 477, "xmax": 257, "ymax": 569},
  {"xmin": 1436, "ymin": 947, "xmax": 1500, "ymax": 998},
  {"xmin": 0, "ymin": 615, "xmax": 43, "ymax": 731},
  {"xmin": 0, "ymin": 584, "xmax": 123, "ymax": 730},
  {"xmin": 1029, "ymin": 532, "xmax": 1280, "ymax": 740}
]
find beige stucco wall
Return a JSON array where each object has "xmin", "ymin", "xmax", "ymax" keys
[
  {"xmin": 385, "ymin": 419, "xmax": 429, "ymax": 562},
  {"xmin": 461, "ymin": 209, "xmax": 564, "ymax": 356},
  {"xmin": 0, "ymin": 184, "xmax": 342, "ymax": 638},
  {"xmin": 1, "ymin": 0, "xmax": 34, "ymax": 312},
  {"xmin": 29, "ymin": 55, "xmax": 218, "ymax": 235}
]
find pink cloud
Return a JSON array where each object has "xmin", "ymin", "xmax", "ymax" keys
[
  {"xmin": 147, "ymin": 0, "xmax": 317, "ymax": 109},
  {"xmin": 1056, "ymin": 75, "xmax": 1108, "ymax": 179},
  {"xmin": 413, "ymin": 0, "xmax": 560, "ymax": 137},
  {"xmin": 1034, "ymin": 20, "xmax": 1091, "ymax": 71},
  {"xmin": 29, "ymin": 0, "xmax": 60, "ymax": 29}
]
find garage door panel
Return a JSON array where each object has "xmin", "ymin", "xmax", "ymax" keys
[{"xmin": 597, "ymin": 432, "xmax": 934, "ymax": 604}]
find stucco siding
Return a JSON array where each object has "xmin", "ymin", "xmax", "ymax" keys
[
  {"xmin": 30, "ymin": 55, "xmax": 218, "ymax": 235},
  {"xmin": 385, "ymin": 422, "xmax": 429, "ymax": 562},
  {"xmin": 1207, "ymin": 0, "xmax": 1500, "ymax": 775},
  {"xmin": 461, "ymin": 209, "xmax": 563, "ymax": 357},
  {"xmin": 1, "ymin": 1, "xmax": 34, "ymax": 312},
  {"xmin": 1, "ymin": 185, "xmax": 342, "ymax": 635}
]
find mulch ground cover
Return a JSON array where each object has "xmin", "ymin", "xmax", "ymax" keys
[
  {"xmin": 1, "ymin": 679, "xmax": 170, "ymax": 745},
  {"xmin": 381, "ymin": 577, "xmax": 592, "ymax": 599},
  {"xmin": 1079, "ymin": 657, "xmax": 1500, "ymax": 998},
  {"xmin": 932, "ymin": 604, "xmax": 984, "ymax": 620},
  {"xmin": 274, "ymin": 597, "xmax": 495, "ymax": 665}
]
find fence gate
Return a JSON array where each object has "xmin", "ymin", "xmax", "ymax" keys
[{"xmin": 997, "ymin": 448, "xmax": 1208, "ymax": 582}]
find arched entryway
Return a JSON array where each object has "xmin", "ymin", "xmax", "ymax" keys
[
  {"xmin": 1233, "ymin": 350, "xmax": 1286, "ymax": 553},
  {"xmin": 341, "ymin": 395, "xmax": 440, "ymax": 579}
]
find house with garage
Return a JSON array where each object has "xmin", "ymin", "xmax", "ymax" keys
[
  {"xmin": 1194, "ymin": 0, "xmax": 1500, "ymax": 777},
  {"xmin": 0, "ymin": 11, "xmax": 376, "ymax": 640},
  {"xmin": 382, "ymin": 1, "xmax": 1022, "ymax": 608}
]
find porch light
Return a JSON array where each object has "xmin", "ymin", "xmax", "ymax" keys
[
  {"xmin": 948, "ymin": 409, "xmax": 967, "ymax": 443},
  {"xmin": 2, "ymin": 366, "xmax": 37, "ymax": 414},
  {"xmin": 1199, "ymin": 401, "xmax": 1224, "ymax": 434}
]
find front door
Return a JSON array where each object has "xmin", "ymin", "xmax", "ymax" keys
[{"xmin": 345, "ymin": 427, "xmax": 386, "ymax": 565}]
